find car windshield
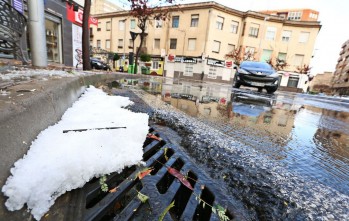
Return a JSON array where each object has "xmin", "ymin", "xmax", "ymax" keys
[{"xmin": 240, "ymin": 61, "xmax": 273, "ymax": 70}]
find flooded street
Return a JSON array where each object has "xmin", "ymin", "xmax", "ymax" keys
[{"xmin": 114, "ymin": 77, "xmax": 349, "ymax": 220}]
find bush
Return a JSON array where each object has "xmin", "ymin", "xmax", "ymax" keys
[
  {"xmin": 140, "ymin": 54, "xmax": 151, "ymax": 62},
  {"xmin": 113, "ymin": 53, "xmax": 120, "ymax": 61}
]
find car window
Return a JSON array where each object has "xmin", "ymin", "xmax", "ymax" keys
[{"xmin": 241, "ymin": 62, "xmax": 273, "ymax": 70}]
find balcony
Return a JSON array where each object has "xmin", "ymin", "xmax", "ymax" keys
[{"xmin": 0, "ymin": 0, "xmax": 28, "ymax": 63}]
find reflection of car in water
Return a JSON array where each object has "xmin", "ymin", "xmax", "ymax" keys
[
  {"xmin": 233, "ymin": 61, "xmax": 279, "ymax": 94},
  {"xmin": 231, "ymin": 91, "xmax": 274, "ymax": 117}
]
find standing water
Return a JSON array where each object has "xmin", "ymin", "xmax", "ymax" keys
[{"xmin": 115, "ymin": 77, "xmax": 349, "ymax": 220}]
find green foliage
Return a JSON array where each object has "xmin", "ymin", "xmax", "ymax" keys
[
  {"xmin": 158, "ymin": 201, "xmax": 175, "ymax": 221},
  {"xmin": 163, "ymin": 147, "xmax": 169, "ymax": 161},
  {"xmin": 113, "ymin": 53, "xmax": 120, "ymax": 61},
  {"xmin": 215, "ymin": 205, "xmax": 230, "ymax": 221},
  {"xmin": 137, "ymin": 191, "xmax": 149, "ymax": 203},
  {"xmin": 99, "ymin": 175, "xmax": 108, "ymax": 192},
  {"xmin": 140, "ymin": 54, "xmax": 151, "ymax": 62}
]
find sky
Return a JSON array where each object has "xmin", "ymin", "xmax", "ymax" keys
[
  {"xmin": 2, "ymin": 86, "xmax": 149, "ymax": 220},
  {"xmin": 109, "ymin": 0, "xmax": 349, "ymax": 75}
]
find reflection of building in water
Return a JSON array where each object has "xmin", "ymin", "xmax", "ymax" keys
[
  {"xmin": 170, "ymin": 98, "xmax": 198, "ymax": 117},
  {"xmin": 161, "ymin": 81, "xmax": 231, "ymax": 118},
  {"xmin": 229, "ymin": 94, "xmax": 299, "ymax": 140},
  {"xmin": 138, "ymin": 79, "xmax": 163, "ymax": 95},
  {"xmin": 311, "ymin": 107, "xmax": 349, "ymax": 158},
  {"xmin": 314, "ymin": 128, "xmax": 349, "ymax": 159},
  {"xmin": 161, "ymin": 80, "xmax": 231, "ymax": 111}
]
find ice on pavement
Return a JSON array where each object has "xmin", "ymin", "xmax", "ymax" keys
[{"xmin": 1, "ymin": 86, "xmax": 149, "ymax": 220}]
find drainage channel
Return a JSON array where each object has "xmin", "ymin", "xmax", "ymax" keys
[{"xmin": 82, "ymin": 127, "xmax": 249, "ymax": 221}]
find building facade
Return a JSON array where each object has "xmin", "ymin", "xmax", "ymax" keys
[
  {"xmin": 91, "ymin": 2, "xmax": 321, "ymax": 91},
  {"xmin": 309, "ymin": 71, "xmax": 333, "ymax": 94},
  {"xmin": 332, "ymin": 39, "xmax": 349, "ymax": 95},
  {"xmin": 90, "ymin": 0, "xmax": 123, "ymax": 15},
  {"xmin": 259, "ymin": 8, "xmax": 319, "ymax": 22}
]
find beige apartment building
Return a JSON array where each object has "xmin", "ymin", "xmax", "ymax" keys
[
  {"xmin": 91, "ymin": 2, "xmax": 321, "ymax": 90},
  {"xmin": 91, "ymin": 0, "xmax": 123, "ymax": 14}
]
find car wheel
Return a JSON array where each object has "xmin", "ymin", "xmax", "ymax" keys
[{"xmin": 266, "ymin": 87, "xmax": 277, "ymax": 94}]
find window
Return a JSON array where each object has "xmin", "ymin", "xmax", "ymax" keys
[
  {"xmin": 278, "ymin": 52, "xmax": 287, "ymax": 61},
  {"xmin": 282, "ymin": 30, "xmax": 292, "ymax": 42},
  {"xmin": 155, "ymin": 19, "xmax": 162, "ymax": 28},
  {"xmin": 170, "ymin": 39, "xmax": 177, "ymax": 49},
  {"xmin": 191, "ymin": 14, "xmax": 199, "ymax": 27},
  {"xmin": 129, "ymin": 39, "xmax": 133, "ymax": 48},
  {"xmin": 119, "ymin": 20, "xmax": 125, "ymax": 31},
  {"xmin": 299, "ymin": 32, "xmax": 310, "ymax": 43},
  {"xmin": 172, "ymin": 16, "xmax": 179, "ymax": 28},
  {"xmin": 130, "ymin": 19, "xmax": 136, "ymax": 29},
  {"xmin": 212, "ymin": 40, "xmax": 221, "ymax": 53},
  {"xmin": 188, "ymin": 38, "xmax": 196, "ymax": 51},
  {"xmin": 106, "ymin": 21, "xmax": 111, "ymax": 31},
  {"xmin": 208, "ymin": 66, "xmax": 217, "ymax": 79},
  {"xmin": 118, "ymin": 39, "xmax": 123, "ymax": 48},
  {"xmin": 287, "ymin": 11, "xmax": 302, "ymax": 21},
  {"xmin": 294, "ymin": 54, "xmax": 304, "ymax": 66},
  {"xmin": 261, "ymin": 49, "xmax": 273, "ymax": 62},
  {"xmin": 231, "ymin": 20, "xmax": 239, "ymax": 34},
  {"xmin": 249, "ymin": 23, "xmax": 260, "ymax": 38},
  {"xmin": 106, "ymin": 39, "xmax": 110, "ymax": 49},
  {"xmin": 184, "ymin": 63, "xmax": 194, "ymax": 76},
  {"xmin": 309, "ymin": 13, "xmax": 318, "ymax": 19},
  {"xmin": 97, "ymin": 22, "xmax": 101, "ymax": 31},
  {"xmin": 287, "ymin": 77, "xmax": 299, "ymax": 87},
  {"xmin": 265, "ymin": 27, "xmax": 276, "ymax": 40},
  {"xmin": 216, "ymin": 16, "xmax": 224, "ymax": 30},
  {"xmin": 227, "ymin": 44, "xmax": 235, "ymax": 54},
  {"xmin": 97, "ymin": 40, "xmax": 101, "ymax": 48},
  {"xmin": 152, "ymin": 61, "xmax": 159, "ymax": 69},
  {"xmin": 154, "ymin": 39, "xmax": 160, "ymax": 49}
]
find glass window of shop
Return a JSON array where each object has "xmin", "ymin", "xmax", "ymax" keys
[{"xmin": 45, "ymin": 18, "xmax": 62, "ymax": 63}]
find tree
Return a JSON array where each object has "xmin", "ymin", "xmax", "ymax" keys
[
  {"xmin": 113, "ymin": 53, "xmax": 120, "ymax": 69},
  {"xmin": 297, "ymin": 64, "xmax": 312, "ymax": 74},
  {"xmin": 225, "ymin": 47, "xmax": 255, "ymax": 66},
  {"xmin": 266, "ymin": 58, "xmax": 288, "ymax": 71},
  {"xmin": 128, "ymin": 0, "xmax": 177, "ymax": 74},
  {"xmin": 140, "ymin": 53, "xmax": 151, "ymax": 62},
  {"xmin": 82, "ymin": 0, "xmax": 92, "ymax": 70},
  {"xmin": 225, "ymin": 48, "xmax": 242, "ymax": 65}
]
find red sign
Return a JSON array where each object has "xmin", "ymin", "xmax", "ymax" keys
[
  {"xmin": 168, "ymin": 54, "xmax": 175, "ymax": 62},
  {"xmin": 66, "ymin": 3, "xmax": 98, "ymax": 27},
  {"xmin": 226, "ymin": 61, "xmax": 232, "ymax": 68}
]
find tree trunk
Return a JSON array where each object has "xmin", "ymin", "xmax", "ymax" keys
[
  {"xmin": 134, "ymin": 34, "xmax": 144, "ymax": 74},
  {"xmin": 82, "ymin": 0, "xmax": 91, "ymax": 70}
]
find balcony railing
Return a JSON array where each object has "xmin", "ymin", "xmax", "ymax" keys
[{"xmin": 0, "ymin": 0, "xmax": 27, "ymax": 63}]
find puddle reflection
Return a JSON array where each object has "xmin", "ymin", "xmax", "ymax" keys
[{"xmin": 116, "ymin": 77, "xmax": 349, "ymax": 195}]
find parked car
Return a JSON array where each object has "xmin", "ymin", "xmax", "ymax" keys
[
  {"xmin": 233, "ymin": 61, "xmax": 279, "ymax": 94},
  {"xmin": 90, "ymin": 58, "xmax": 111, "ymax": 71}
]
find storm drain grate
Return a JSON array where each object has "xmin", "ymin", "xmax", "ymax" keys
[{"xmin": 82, "ymin": 127, "xmax": 248, "ymax": 221}]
